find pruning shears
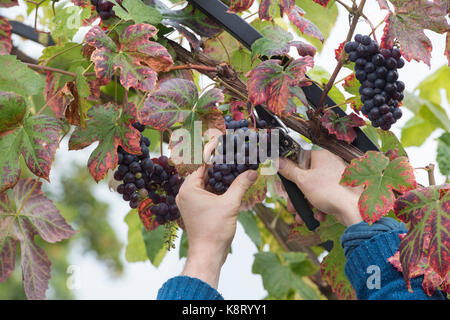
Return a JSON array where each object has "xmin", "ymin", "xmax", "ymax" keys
[{"xmin": 186, "ymin": 0, "xmax": 380, "ymax": 250}]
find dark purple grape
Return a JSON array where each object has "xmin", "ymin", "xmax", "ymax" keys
[
  {"xmin": 129, "ymin": 161, "xmax": 141, "ymax": 174},
  {"xmin": 142, "ymin": 136, "xmax": 150, "ymax": 147},
  {"xmin": 368, "ymin": 108, "xmax": 380, "ymax": 120},
  {"xmin": 118, "ymin": 152, "xmax": 124, "ymax": 164},
  {"xmin": 391, "ymin": 48, "xmax": 401, "ymax": 60},
  {"xmin": 361, "ymin": 35, "xmax": 371, "ymax": 45},
  {"xmin": 348, "ymin": 51, "xmax": 358, "ymax": 62},
  {"xmin": 117, "ymin": 184, "xmax": 125, "ymax": 194},
  {"xmin": 130, "ymin": 193, "xmax": 139, "ymax": 202},
  {"xmin": 355, "ymin": 58, "xmax": 367, "ymax": 66},
  {"xmin": 372, "ymin": 54, "xmax": 384, "ymax": 66},
  {"xmin": 159, "ymin": 203, "xmax": 169, "ymax": 215},
  {"xmin": 376, "ymin": 66, "xmax": 388, "ymax": 78},
  {"xmin": 124, "ymin": 183, "xmax": 136, "ymax": 195},
  {"xmin": 374, "ymin": 78, "xmax": 385, "ymax": 89},
  {"xmin": 354, "ymin": 34, "xmax": 363, "ymax": 43},
  {"xmin": 386, "ymin": 70, "xmax": 398, "ymax": 82},
  {"xmin": 397, "ymin": 58, "xmax": 405, "ymax": 68},
  {"xmin": 380, "ymin": 49, "xmax": 391, "ymax": 58},
  {"xmin": 123, "ymin": 154, "xmax": 135, "ymax": 165},
  {"xmin": 213, "ymin": 171, "xmax": 223, "ymax": 181},
  {"xmin": 129, "ymin": 200, "xmax": 139, "ymax": 209},
  {"xmin": 344, "ymin": 41, "xmax": 358, "ymax": 53},
  {"xmin": 114, "ymin": 171, "xmax": 123, "ymax": 181},
  {"xmin": 379, "ymin": 104, "xmax": 390, "ymax": 114},
  {"xmin": 123, "ymin": 193, "xmax": 131, "ymax": 201},
  {"xmin": 364, "ymin": 62, "xmax": 376, "ymax": 73},
  {"xmin": 396, "ymin": 81, "xmax": 405, "ymax": 92},
  {"xmin": 362, "ymin": 87, "xmax": 375, "ymax": 98},
  {"xmin": 373, "ymin": 94, "xmax": 385, "ymax": 106},
  {"xmin": 223, "ymin": 174, "xmax": 235, "ymax": 185},
  {"xmin": 214, "ymin": 182, "xmax": 224, "ymax": 193},
  {"xmin": 132, "ymin": 122, "xmax": 146, "ymax": 132},
  {"xmin": 355, "ymin": 70, "xmax": 366, "ymax": 81},
  {"xmin": 158, "ymin": 156, "xmax": 169, "ymax": 168},
  {"xmin": 367, "ymin": 72, "xmax": 377, "ymax": 82},
  {"xmin": 142, "ymin": 158, "xmax": 154, "ymax": 174},
  {"xmin": 123, "ymin": 172, "xmax": 136, "ymax": 184},
  {"xmin": 385, "ymin": 57, "xmax": 397, "ymax": 69},
  {"xmin": 393, "ymin": 108, "xmax": 402, "ymax": 119},
  {"xmin": 135, "ymin": 178, "xmax": 145, "ymax": 189}
]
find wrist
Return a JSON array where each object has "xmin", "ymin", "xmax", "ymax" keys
[
  {"xmin": 182, "ymin": 244, "xmax": 228, "ymax": 289},
  {"xmin": 337, "ymin": 190, "xmax": 363, "ymax": 227}
]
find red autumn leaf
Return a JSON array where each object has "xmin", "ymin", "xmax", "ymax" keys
[
  {"xmin": 279, "ymin": 0, "xmax": 294, "ymax": 13},
  {"xmin": 0, "ymin": 0, "xmax": 18, "ymax": 7},
  {"xmin": 230, "ymin": 100, "xmax": 247, "ymax": 121},
  {"xmin": 0, "ymin": 17, "xmax": 12, "ymax": 55},
  {"xmin": 227, "ymin": 0, "xmax": 255, "ymax": 13},
  {"xmin": 240, "ymin": 174, "xmax": 268, "ymax": 211},
  {"xmin": 340, "ymin": 151, "xmax": 417, "ymax": 224},
  {"xmin": 138, "ymin": 198, "xmax": 159, "ymax": 231},
  {"xmin": 0, "ymin": 93, "xmax": 63, "ymax": 192},
  {"xmin": 320, "ymin": 110, "xmax": 365, "ymax": 144},
  {"xmin": 335, "ymin": 41, "xmax": 345, "ymax": 62},
  {"xmin": 140, "ymin": 78, "xmax": 224, "ymax": 130},
  {"xmin": 246, "ymin": 56, "xmax": 314, "ymax": 115},
  {"xmin": 0, "ymin": 178, "xmax": 76, "ymax": 299},
  {"xmin": 379, "ymin": 0, "xmax": 449, "ymax": 66},
  {"xmin": 393, "ymin": 184, "xmax": 450, "ymax": 292},
  {"xmin": 258, "ymin": 0, "xmax": 272, "ymax": 20},
  {"xmin": 84, "ymin": 23, "xmax": 173, "ymax": 92},
  {"xmin": 312, "ymin": 0, "xmax": 331, "ymax": 8},
  {"xmin": 287, "ymin": 6, "xmax": 324, "ymax": 42},
  {"xmin": 68, "ymin": 102, "xmax": 141, "ymax": 181}
]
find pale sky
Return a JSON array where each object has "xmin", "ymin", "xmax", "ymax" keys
[{"xmin": 0, "ymin": 0, "xmax": 448, "ymax": 299}]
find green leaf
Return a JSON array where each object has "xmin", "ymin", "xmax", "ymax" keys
[
  {"xmin": 238, "ymin": 211, "xmax": 262, "ymax": 249},
  {"xmin": 124, "ymin": 210, "xmax": 147, "ymax": 262},
  {"xmin": 0, "ymin": 17, "xmax": 12, "ymax": 55},
  {"xmin": 179, "ymin": 231, "xmax": 188, "ymax": 259},
  {"xmin": 394, "ymin": 184, "xmax": 450, "ymax": 290},
  {"xmin": 68, "ymin": 102, "xmax": 142, "ymax": 182},
  {"xmin": 0, "ymin": 55, "xmax": 45, "ymax": 97},
  {"xmin": 307, "ymin": 66, "xmax": 346, "ymax": 106},
  {"xmin": 377, "ymin": 129, "xmax": 407, "ymax": 157},
  {"xmin": 111, "ymin": 0, "xmax": 162, "ymax": 24},
  {"xmin": 0, "ymin": 115, "xmax": 63, "ymax": 192},
  {"xmin": 84, "ymin": 24, "xmax": 173, "ymax": 91},
  {"xmin": 251, "ymin": 25, "xmax": 293, "ymax": 58},
  {"xmin": 317, "ymin": 215, "xmax": 356, "ymax": 300},
  {"xmin": 340, "ymin": 151, "xmax": 417, "ymax": 224},
  {"xmin": 294, "ymin": 0, "xmax": 338, "ymax": 52},
  {"xmin": 0, "ymin": 92, "xmax": 27, "ymax": 133},
  {"xmin": 141, "ymin": 225, "xmax": 167, "ymax": 267},
  {"xmin": 416, "ymin": 65, "xmax": 450, "ymax": 105},
  {"xmin": 252, "ymin": 251, "xmax": 319, "ymax": 299},
  {"xmin": 0, "ymin": 178, "xmax": 76, "ymax": 299},
  {"xmin": 437, "ymin": 132, "xmax": 450, "ymax": 176}
]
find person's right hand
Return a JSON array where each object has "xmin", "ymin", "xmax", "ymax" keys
[{"xmin": 278, "ymin": 149, "xmax": 363, "ymax": 227}]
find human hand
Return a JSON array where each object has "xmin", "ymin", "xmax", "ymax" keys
[
  {"xmin": 278, "ymin": 149, "xmax": 363, "ymax": 227},
  {"xmin": 176, "ymin": 165, "xmax": 258, "ymax": 288}
]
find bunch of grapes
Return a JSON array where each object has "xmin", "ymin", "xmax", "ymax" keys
[
  {"xmin": 90, "ymin": 0, "xmax": 121, "ymax": 20},
  {"xmin": 114, "ymin": 122, "xmax": 184, "ymax": 225},
  {"xmin": 208, "ymin": 116, "xmax": 267, "ymax": 194},
  {"xmin": 344, "ymin": 34, "xmax": 405, "ymax": 130}
]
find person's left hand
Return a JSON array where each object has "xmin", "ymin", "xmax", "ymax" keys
[{"xmin": 176, "ymin": 165, "xmax": 258, "ymax": 288}]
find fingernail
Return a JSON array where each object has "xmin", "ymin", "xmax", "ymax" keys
[
  {"xmin": 247, "ymin": 170, "xmax": 258, "ymax": 182},
  {"xmin": 278, "ymin": 158, "xmax": 287, "ymax": 169}
]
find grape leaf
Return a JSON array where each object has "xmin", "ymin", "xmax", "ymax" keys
[
  {"xmin": 84, "ymin": 24, "xmax": 173, "ymax": 92},
  {"xmin": 154, "ymin": 1, "xmax": 221, "ymax": 50},
  {"xmin": 124, "ymin": 210, "xmax": 147, "ymax": 262},
  {"xmin": 0, "ymin": 17, "xmax": 12, "ymax": 55},
  {"xmin": 317, "ymin": 216, "xmax": 356, "ymax": 300},
  {"xmin": 138, "ymin": 198, "xmax": 159, "ymax": 231},
  {"xmin": 111, "ymin": 0, "xmax": 162, "ymax": 25},
  {"xmin": 394, "ymin": 184, "xmax": 450, "ymax": 290},
  {"xmin": 389, "ymin": 241, "xmax": 450, "ymax": 296},
  {"xmin": 279, "ymin": 0, "xmax": 294, "ymax": 13},
  {"xmin": 68, "ymin": 102, "xmax": 141, "ymax": 182},
  {"xmin": 0, "ymin": 0, "xmax": 17, "ymax": 7},
  {"xmin": 246, "ymin": 56, "xmax": 314, "ymax": 115},
  {"xmin": 340, "ymin": 151, "xmax": 417, "ymax": 224},
  {"xmin": 437, "ymin": 132, "xmax": 450, "ymax": 176},
  {"xmin": 377, "ymin": 129, "xmax": 407, "ymax": 158},
  {"xmin": 252, "ymin": 251, "xmax": 319, "ymax": 299},
  {"xmin": 0, "ymin": 113, "xmax": 63, "ymax": 192},
  {"xmin": 0, "ymin": 178, "xmax": 76, "ymax": 299},
  {"xmin": 287, "ymin": 5, "xmax": 324, "ymax": 42},
  {"xmin": 142, "ymin": 225, "xmax": 167, "ymax": 267},
  {"xmin": 251, "ymin": 24, "xmax": 316, "ymax": 58},
  {"xmin": 240, "ymin": 174, "xmax": 268, "ymax": 211},
  {"xmin": 342, "ymin": 74, "xmax": 360, "ymax": 96},
  {"xmin": 320, "ymin": 111, "xmax": 365, "ymax": 144},
  {"xmin": 0, "ymin": 55, "xmax": 45, "ymax": 97},
  {"xmin": 140, "ymin": 78, "xmax": 224, "ymax": 130},
  {"xmin": 238, "ymin": 210, "xmax": 262, "ymax": 249},
  {"xmin": 203, "ymin": 31, "xmax": 240, "ymax": 62},
  {"xmin": 379, "ymin": 0, "xmax": 449, "ymax": 66},
  {"xmin": 415, "ymin": 65, "xmax": 450, "ymax": 106},
  {"xmin": 0, "ymin": 92, "xmax": 27, "ymax": 134},
  {"xmin": 258, "ymin": 0, "xmax": 272, "ymax": 20},
  {"xmin": 228, "ymin": 0, "xmax": 255, "ymax": 12}
]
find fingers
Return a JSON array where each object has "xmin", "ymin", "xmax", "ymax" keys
[
  {"xmin": 203, "ymin": 136, "xmax": 219, "ymax": 164},
  {"xmin": 310, "ymin": 149, "xmax": 344, "ymax": 169},
  {"xmin": 223, "ymin": 170, "xmax": 258, "ymax": 202},
  {"xmin": 278, "ymin": 157, "xmax": 308, "ymax": 184},
  {"xmin": 184, "ymin": 165, "xmax": 206, "ymax": 189}
]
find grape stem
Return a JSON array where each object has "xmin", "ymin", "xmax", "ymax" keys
[
  {"xmin": 169, "ymin": 64, "xmax": 219, "ymax": 72},
  {"xmin": 317, "ymin": 0, "xmax": 367, "ymax": 110}
]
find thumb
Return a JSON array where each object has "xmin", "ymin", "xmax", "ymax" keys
[
  {"xmin": 277, "ymin": 157, "xmax": 307, "ymax": 184},
  {"xmin": 223, "ymin": 170, "xmax": 258, "ymax": 202}
]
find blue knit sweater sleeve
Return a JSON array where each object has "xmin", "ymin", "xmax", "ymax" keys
[
  {"xmin": 340, "ymin": 217, "xmax": 445, "ymax": 300},
  {"xmin": 157, "ymin": 276, "xmax": 223, "ymax": 300}
]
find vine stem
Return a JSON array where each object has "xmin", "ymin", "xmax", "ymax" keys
[
  {"xmin": 215, "ymin": 77, "xmax": 248, "ymax": 100},
  {"xmin": 168, "ymin": 64, "xmax": 218, "ymax": 72},
  {"xmin": 25, "ymin": 63, "xmax": 77, "ymax": 77},
  {"xmin": 317, "ymin": 0, "xmax": 367, "ymax": 109}
]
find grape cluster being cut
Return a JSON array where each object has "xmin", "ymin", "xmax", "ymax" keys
[
  {"xmin": 90, "ymin": 0, "xmax": 120, "ymax": 20},
  {"xmin": 208, "ymin": 116, "xmax": 268, "ymax": 194},
  {"xmin": 344, "ymin": 34, "xmax": 405, "ymax": 130},
  {"xmin": 114, "ymin": 122, "xmax": 184, "ymax": 225}
]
